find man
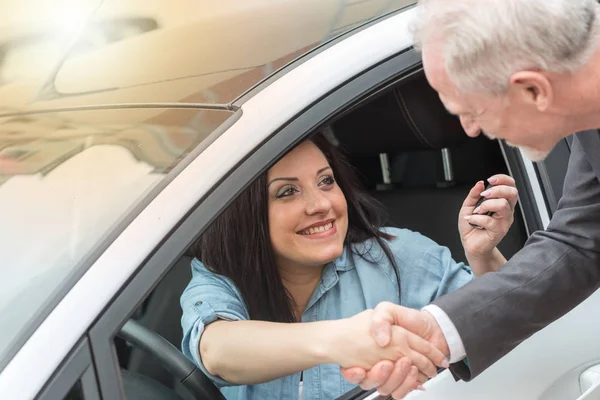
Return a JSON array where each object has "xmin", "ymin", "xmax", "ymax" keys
[{"xmin": 340, "ymin": 0, "xmax": 600, "ymax": 397}]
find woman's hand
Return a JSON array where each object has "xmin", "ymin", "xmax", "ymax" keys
[
  {"xmin": 459, "ymin": 175, "xmax": 518, "ymax": 258},
  {"xmin": 327, "ymin": 310, "xmax": 447, "ymax": 379}
]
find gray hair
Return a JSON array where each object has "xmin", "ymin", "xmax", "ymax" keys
[{"xmin": 412, "ymin": 0, "xmax": 600, "ymax": 94}]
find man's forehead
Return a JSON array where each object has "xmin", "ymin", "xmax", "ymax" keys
[
  {"xmin": 422, "ymin": 45, "xmax": 452, "ymax": 92},
  {"xmin": 438, "ymin": 94, "xmax": 463, "ymax": 115}
]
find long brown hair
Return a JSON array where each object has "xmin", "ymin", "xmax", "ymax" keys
[{"xmin": 192, "ymin": 133, "xmax": 400, "ymax": 322}]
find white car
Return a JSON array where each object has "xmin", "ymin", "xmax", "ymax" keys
[{"xmin": 1, "ymin": 1, "xmax": 598, "ymax": 399}]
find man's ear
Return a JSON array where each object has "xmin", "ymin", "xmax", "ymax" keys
[{"xmin": 509, "ymin": 71, "xmax": 553, "ymax": 111}]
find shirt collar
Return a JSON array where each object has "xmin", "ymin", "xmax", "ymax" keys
[
  {"xmin": 330, "ymin": 245, "xmax": 356, "ymax": 272},
  {"xmin": 305, "ymin": 245, "xmax": 356, "ymax": 311}
]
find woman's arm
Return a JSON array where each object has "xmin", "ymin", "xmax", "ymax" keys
[
  {"xmin": 200, "ymin": 310, "xmax": 447, "ymax": 385},
  {"xmin": 465, "ymin": 247, "xmax": 507, "ymax": 275},
  {"xmin": 201, "ymin": 319, "xmax": 331, "ymax": 384}
]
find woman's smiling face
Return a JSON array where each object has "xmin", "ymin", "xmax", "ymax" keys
[{"xmin": 267, "ymin": 140, "xmax": 348, "ymax": 271}]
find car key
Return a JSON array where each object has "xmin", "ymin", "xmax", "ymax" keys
[{"xmin": 469, "ymin": 182, "xmax": 495, "ymax": 230}]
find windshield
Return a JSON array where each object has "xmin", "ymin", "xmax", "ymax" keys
[
  {"xmin": 0, "ymin": 107, "xmax": 233, "ymax": 365},
  {"xmin": 0, "ymin": 0, "xmax": 416, "ymax": 113}
]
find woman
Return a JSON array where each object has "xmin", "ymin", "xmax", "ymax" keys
[{"xmin": 180, "ymin": 133, "xmax": 517, "ymax": 399}]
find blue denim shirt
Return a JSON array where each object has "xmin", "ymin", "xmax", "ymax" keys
[{"xmin": 180, "ymin": 227, "xmax": 474, "ymax": 400}]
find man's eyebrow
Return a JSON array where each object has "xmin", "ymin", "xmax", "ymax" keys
[
  {"xmin": 442, "ymin": 103, "xmax": 458, "ymax": 115},
  {"xmin": 268, "ymin": 166, "xmax": 331, "ymax": 187},
  {"xmin": 438, "ymin": 94, "xmax": 458, "ymax": 115}
]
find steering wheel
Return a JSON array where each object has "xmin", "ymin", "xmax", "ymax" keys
[{"xmin": 118, "ymin": 319, "xmax": 226, "ymax": 400}]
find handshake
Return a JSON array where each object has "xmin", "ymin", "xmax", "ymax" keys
[{"xmin": 333, "ymin": 303, "xmax": 449, "ymax": 399}]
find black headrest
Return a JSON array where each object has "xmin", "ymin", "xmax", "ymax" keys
[{"xmin": 332, "ymin": 71, "xmax": 468, "ymax": 156}]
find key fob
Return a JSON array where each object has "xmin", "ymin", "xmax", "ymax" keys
[{"xmin": 469, "ymin": 182, "xmax": 495, "ymax": 230}]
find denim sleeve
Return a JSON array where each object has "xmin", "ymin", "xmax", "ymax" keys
[
  {"xmin": 180, "ymin": 258, "xmax": 249, "ymax": 388},
  {"xmin": 421, "ymin": 241, "xmax": 475, "ymax": 298},
  {"xmin": 384, "ymin": 227, "xmax": 474, "ymax": 309}
]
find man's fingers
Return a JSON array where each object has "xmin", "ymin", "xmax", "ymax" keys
[
  {"xmin": 386, "ymin": 326, "xmax": 436, "ymax": 377},
  {"xmin": 408, "ymin": 348, "xmax": 437, "ymax": 378},
  {"xmin": 375, "ymin": 303, "xmax": 429, "ymax": 337},
  {"xmin": 377, "ymin": 358, "xmax": 412, "ymax": 396},
  {"xmin": 358, "ymin": 360, "xmax": 395, "ymax": 390},
  {"xmin": 391, "ymin": 366, "xmax": 421, "ymax": 399},
  {"xmin": 407, "ymin": 330, "xmax": 447, "ymax": 369},
  {"xmin": 340, "ymin": 366, "xmax": 367, "ymax": 384}
]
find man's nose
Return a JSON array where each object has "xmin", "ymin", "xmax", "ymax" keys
[
  {"xmin": 460, "ymin": 115, "xmax": 481, "ymax": 137},
  {"xmin": 305, "ymin": 190, "xmax": 331, "ymax": 215}
]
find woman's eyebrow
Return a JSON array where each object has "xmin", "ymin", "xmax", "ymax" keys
[
  {"xmin": 268, "ymin": 176, "xmax": 298, "ymax": 187},
  {"xmin": 316, "ymin": 166, "xmax": 331, "ymax": 175},
  {"xmin": 267, "ymin": 166, "xmax": 331, "ymax": 187}
]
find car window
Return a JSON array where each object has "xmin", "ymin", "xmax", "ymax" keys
[
  {"xmin": 0, "ymin": 107, "xmax": 233, "ymax": 365},
  {"xmin": 1, "ymin": 0, "xmax": 416, "ymax": 113}
]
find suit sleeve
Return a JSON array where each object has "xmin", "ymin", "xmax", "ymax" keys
[{"xmin": 433, "ymin": 132, "xmax": 600, "ymax": 381}]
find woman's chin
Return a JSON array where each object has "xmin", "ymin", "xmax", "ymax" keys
[{"xmin": 311, "ymin": 246, "xmax": 344, "ymax": 265}]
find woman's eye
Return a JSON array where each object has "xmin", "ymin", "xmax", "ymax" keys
[
  {"xmin": 319, "ymin": 175, "xmax": 335, "ymax": 186},
  {"xmin": 276, "ymin": 186, "xmax": 298, "ymax": 198}
]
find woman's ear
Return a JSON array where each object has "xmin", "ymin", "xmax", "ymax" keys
[{"xmin": 509, "ymin": 71, "xmax": 553, "ymax": 111}]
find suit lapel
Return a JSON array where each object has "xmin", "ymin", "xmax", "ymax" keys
[{"xmin": 575, "ymin": 129, "xmax": 600, "ymax": 181}]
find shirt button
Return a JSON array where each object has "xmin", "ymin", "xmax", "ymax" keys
[{"xmin": 195, "ymin": 301, "xmax": 202, "ymax": 306}]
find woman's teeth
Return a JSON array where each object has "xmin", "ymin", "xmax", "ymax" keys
[{"xmin": 300, "ymin": 222, "xmax": 333, "ymax": 235}]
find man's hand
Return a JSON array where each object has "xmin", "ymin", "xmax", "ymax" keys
[
  {"xmin": 370, "ymin": 303, "xmax": 449, "ymax": 354},
  {"xmin": 340, "ymin": 303, "xmax": 449, "ymax": 398},
  {"xmin": 329, "ymin": 310, "xmax": 447, "ymax": 378}
]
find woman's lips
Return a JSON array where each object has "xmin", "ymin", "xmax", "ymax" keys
[{"xmin": 298, "ymin": 220, "xmax": 336, "ymax": 238}]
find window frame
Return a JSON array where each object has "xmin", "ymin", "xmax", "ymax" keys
[
  {"xmin": 499, "ymin": 144, "xmax": 547, "ymax": 235},
  {"xmin": 36, "ymin": 338, "xmax": 100, "ymax": 400},
  {"xmin": 533, "ymin": 138, "xmax": 572, "ymax": 216}
]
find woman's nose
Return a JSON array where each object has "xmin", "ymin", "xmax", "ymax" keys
[
  {"xmin": 460, "ymin": 115, "xmax": 481, "ymax": 137},
  {"xmin": 305, "ymin": 190, "xmax": 331, "ymax": 215}
]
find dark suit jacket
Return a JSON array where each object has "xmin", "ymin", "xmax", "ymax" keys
[{"xmin": 433, "ymin": 130, "xmax": 600, "ymax": 381}]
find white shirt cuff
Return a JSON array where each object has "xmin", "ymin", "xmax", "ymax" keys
[{"xmin": 422, "ymin": 304, "xmax": 466, "ymax": 364}]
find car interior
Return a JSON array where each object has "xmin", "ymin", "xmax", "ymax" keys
[{"xmin": 112, "ymin": 69, "xmax": 529, "ymax": 400}]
